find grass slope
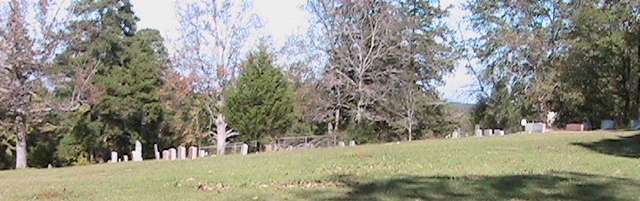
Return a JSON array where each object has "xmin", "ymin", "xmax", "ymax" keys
[{"xmin": 1, "ymin": 131, "xmax": 639, "ymax": 201}]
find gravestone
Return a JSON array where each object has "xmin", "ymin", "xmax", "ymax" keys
[
  {"xmin": 177, "ymin": 146, "xmax": 186, "ymax": 160},
  {"xmin": 338, "ymin": 141, "xmax": 345, "ymax": 147},
  {"xmin": 189, "ymin": 146, "xmax": 198, "ymax": 160},
  {"xmin": 451, "ymin": 130, "xmax": 460, "ymax": 139},
  {"xmin": 47, "ymin": 164, "xmax": 53, "ymax": 169},
  {"xmin": 110, "ymin": 152, "xmax": 118, "ymax": 163},
  {"xmin": 133, "ymin": 140, "xmax": 143, "ymax": 161},
  {"xmin": 154, "ymin": 144, "xmax": 160, "ymax": 160},
  {"xmin": 494, "ymin": 129, "xmax": 505, "ymax": 136},
  {"xmin": 123, "ymin": 155, "xmax": 128, "ymax": 162},
  {"xmin": 632, "ymin": 120, "xmax": 640, "ymax": 130},
  {"xmin": 169, "ymin": 148, "xmax": 177, "ymax": 160},
  {"xmin": 241, "ymin": 144, "xmax": 249, "ymax": 155},
  {"xmin": 131, "ymin": 151, "xmax": 137, "ymax": 161},
  {"xmin": 483, "ymin": 129, "xmax": 493, "ymax": 136},
  {"xmin": 162, "ymin": 150, "xmax": 169, "ymax": 160},
  {"xmin": 474, "ymin": 125, "xmax": 482, "ymax": 137},
  {"xmin": 525, "ymin": 123, "xmax": 546, "ymax": 133},
  {"xmin": 601, "ymin": 120, "xmax": 615, "ymax": 130},
  {"xmin": 566, "ymin": 123, "xmax": 586, "ymax": 132},
  {"xmin": 265, "ymin": 144, "xmax": 273, "ymax": 152},
  {"xmin": 349, "ymin": 140, "xmax": 356, "ymax": 147},
  {"xmin": 198, "ymin": 150, "xmax": 206, "ymax": 158}
]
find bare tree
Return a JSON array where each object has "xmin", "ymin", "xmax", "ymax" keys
[
  {"xmin": 309, "ymin": 0, "xmax": 404, "ymax": 125},
  {"xmin": 0, "ymin": 0, "xmax": 86, "ymax": 168},
  {"xmin": 174, "ymin": 0, "xmax": 260, "ymax": 155}
]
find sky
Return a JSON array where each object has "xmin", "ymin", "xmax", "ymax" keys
[{"xmin": 130, "ymin": 0, "xmax": 477, "ymax": 104}]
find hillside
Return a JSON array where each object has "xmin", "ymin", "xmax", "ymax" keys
[{"xmin": 0, "ymin": 131, "xmax": 639, "ymax": 201}]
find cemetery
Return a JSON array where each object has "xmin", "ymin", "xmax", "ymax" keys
[
  {"xmin": 1, "ymin": 131, "xmax": 639, "ymax": 200},
  {"xmin": 1, "ymin": 0, "xmax": 640, "ymax": 200}
]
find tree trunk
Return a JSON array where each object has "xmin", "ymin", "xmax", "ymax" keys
[
  {"xmin": 408, "ymin": 121, "xmax": 413, "ymax": 142},
  {"xmin": 15, "ymin": 115, "xmax": 27, "ymax": 169},
  {"xmin": 215, "ymin": 113, "xmax": 227, "ymax": 156}
]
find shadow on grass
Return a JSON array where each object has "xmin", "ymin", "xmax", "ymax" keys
[
  {"xmin": 297, "ymin": 171, "xmax": 640, "ymax": 201},
  {"xmin": 572, "ymin": 133, "xmax": 640, "ymax": 158}
]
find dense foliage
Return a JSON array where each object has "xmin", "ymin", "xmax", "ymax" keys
[
  {"xmin": 226, "ymin": 50, "xmax": 294, "ymax": 144},
  {"xmin": 468, "ymin": 0, "xmax": 640, "ymax": 130}
]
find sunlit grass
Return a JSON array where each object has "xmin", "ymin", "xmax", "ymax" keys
[{"xmin": 0, "ymin": 131, "xmax": 639, "ymax": 200}]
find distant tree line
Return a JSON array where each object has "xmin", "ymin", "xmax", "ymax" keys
[
  {"xmin": 0, "ymin": 0, "xmax": 455, "ymax": 170},
  {"xmin": 467, "ymin": 0, "xmax": 640, "ymax": 132}
]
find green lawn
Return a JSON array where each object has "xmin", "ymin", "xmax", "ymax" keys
[{"xmin": 1, "ymin": 131, "xmax": 639, "ymax": 201}]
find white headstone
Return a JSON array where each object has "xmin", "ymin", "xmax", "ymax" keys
[
  {"xmin": 133, "ymin": 140, "xmax": 143, "ymax": 161},
  {"xmin": 47, "ymin": 164, "xmax": 52, "ymax": 169},
  {"xmin": 169, "ymin": 148, "xmax": 177, "ymax": 160},
  {"xmin": 525, "ymin": 123, "xmax": 546, "ymax": 133},
  {"xmin": 189, "ymin": 146, "xmax": 198, "ymax": 160},
  {"xmin": 349, "ymin": 140, "xmax": 356, "ymax": 146},
  {"xmin": 483, "ymin": 129, "xmax": 493, "ymax": 136},
  {"xmin": 451, "ymin": 130, "xmax": 460, "ymax": 139},
  {"xmin": 546, "ymin": 112, "xmax": 557, "ymax": 126},
  {"xmin": 338, "ymin": 141, "xmax": 345, "ymax": 147},
  {"xmin": 495, "ymin": 129, "xmax": 505, "ymax": 136},
  {"xmin": 475, "ymin": 129, "xmax": 482, "ymax": 137},
  {"xmin": 123, "ymin": 155, "xmax": 128, "ymax": 162},
  {"xmin": 177, "ymin": 146, "xmax": 186, "ymax": 160},
  {"xmin": 110, "ymin": 151, "xmax": 118, "ymax": 163},
  {"xmin": 198, "ymin": 150, "xmax": 206, "ymax": 158},
  {"xmin": 154, "ymin": 144, "xmax": 160, "ymax": 160},
  {"xmin": 162, "ymin": 150, "xmax": 169, "ymax": 160},
  {"xmin": 601, "ymin": 120, "xmax": 615, "ymax": 130},
  {"xmin": 241, "ymin": 144, "xmax": 249, "ymax": 156}
]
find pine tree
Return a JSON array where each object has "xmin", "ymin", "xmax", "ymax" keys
[
  {"xmin": 226, "ymin": 50, "xmax": 294, "ymax": 144},
  {"xmin": 56, "ymin": 0, "xmax": 168, "ymax": 162}
]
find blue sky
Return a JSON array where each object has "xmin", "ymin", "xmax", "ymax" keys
[{"xmin": 130, "ymin": 0, "xmax": 477, "ymax": 103}]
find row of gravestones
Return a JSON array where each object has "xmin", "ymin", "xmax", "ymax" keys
[
  {"xmin": 109, "ymin": 141, "xmax": 250, "ymax": 163},
  {"xmin": 474, "ymin": 128, "xmax": 506, "ymax": 137},
  {"xmin": 473, "ymin": 125, "xmax": 507, "ymax": 137},
  {"xmin": 264, "ymin": 140, "xmax": 356, "ymax": 152},
  {"xmin": 562, "ymin": 119, "xmax": 640, "ymax": 132}
]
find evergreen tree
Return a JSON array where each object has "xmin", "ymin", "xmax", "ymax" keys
[
  {"xmin": 56, "ymin": 0, "xmax": 169, "ymax": 162},
  {"xmin": 226, "ymin": 50, "xmax": 294, "ymax": 144}
]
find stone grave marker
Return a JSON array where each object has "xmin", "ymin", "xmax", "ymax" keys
[
  {"xmin": 451, "ymin": 130, "xmax": 460, "ymax": 139},
  {"xmin": 494, "ymin": 129, "xmax": 504, "ymax": 136},
  {"xmin": 632, "ymin": 119, "xmax": 640, "ymax": 130},
  {"xmin": 349, "ymin": 140, "xmax": 356, "ymax": 146},
  {"xmin": 198, "ymin": 150, "xmax": 206, "ymax": 158},
  {"xmin": 133, "ymin": 140, "xmax": 143, "ymax": 161},
  {"xmin": 566, "ymin": 123, "xmax": 587, "ymax": 132},
  {"xmin": 525, "ymin": 123, "xmax": 546, "ymax": 133},
  {"xmin": 483, "ymin": 129, "xmax": 493, "ymax": 136},
  {"xmin": 601, "ymin": 120, "xmax": 615, "ymax": 130},
  {"xmin": 177, "ymin": 146, "xmax": 186, "ymax": 160},
  {"xmin": 338, "ymin": 141, "xmax": 345, "ymax": 147},
  {"xmin": 169, "ymin": 148, "xmax": 177, "ymax": 160},
  {"xmin": 189, "ymin": 146, "xmax": 198, "ymax": 160},
  {"xmin": 110, "ymin": 151, "xmax": 118, "ymax": 163},
  {"xmin": 123, "ymin": 155, "xmax": 128, "ymax": 162},
  {"xmin": 162, "ymin": 150, "xmax": 169, "ymax": 160},
  {"xmin": 154, "ymin": 144, "xmax": 160, "ymax": 160},
  {"xmin": 241, "ymin": 144, "xmax": 249, "ymax": 155},
  {"xmin": 474, "ymin": 125, "xmax": 482, "ymax": 137}
]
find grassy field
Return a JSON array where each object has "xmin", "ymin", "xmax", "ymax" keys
[{"xmin": 0, "ymin": 131, "xmax": 639, "ymax": 201}]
